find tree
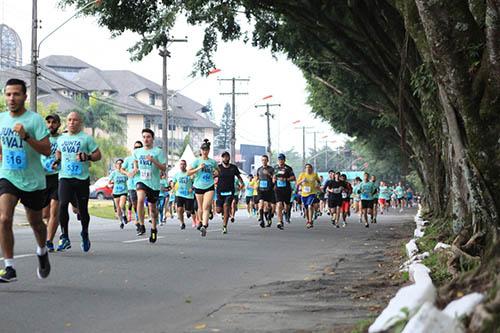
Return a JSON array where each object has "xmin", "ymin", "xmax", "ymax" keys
[
  {"xmin": 214, "ymin": 102, "xmax": 231, "ymax": 151},
  {"xmin": 90, "ymin": 136, "xmax": 128, "ymax": 181},
  {"xmin": 71, "ymin": 93, "xmax": 125, "ymax": 137}
]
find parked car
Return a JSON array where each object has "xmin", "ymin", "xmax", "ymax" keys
[{"xmin": 89, "ymin": 177, "xmax": 113, "ymax": 200}]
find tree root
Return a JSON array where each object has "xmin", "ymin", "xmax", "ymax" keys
[{"xmin": 462, "ymin": 231, "xmax": 486, "ymax": 255}]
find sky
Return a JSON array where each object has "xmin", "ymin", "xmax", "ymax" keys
[{"xmin": 1, "ymin": 0, "xmax": 348, "ymax": 153}]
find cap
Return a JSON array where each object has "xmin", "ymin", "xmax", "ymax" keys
[
  {"xmin": 278, "ymin": 153, "xmax": 286, "ymax": 160},
  {"xmin": 45, "ymin": 114, "xmax": 61, "ymax": 122},
  {"xmin": 221, "ymin": 151, "xmax": 230, "ymax": 157}
]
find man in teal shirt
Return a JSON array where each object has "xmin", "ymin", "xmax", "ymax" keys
[
  {"xmin": 173, "ymin": 159, "xmax": 194, "ymax": 230},
  {"xmin": 0, "ymin": 78, "xmax": 52, "ymax": 282},
  {"xmin": 133, "ymin": 129, "xmax": 166, "ymax": 243},
  {"xmin": 121, "ymin": 140, "xmax": 142, "ymax": 232},
  {"xmin": 55, "ymin": 112, "xmax": 101, "ymax": 252},
  {"xmin": 358, "ymin": 172, "xmax": 377, "ymax": 228}
]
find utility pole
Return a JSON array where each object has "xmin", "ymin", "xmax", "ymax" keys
[
  {"xmin": 294, "ymin": 125, "xmax": 313, "ymax": 167},
  {"xmin": 219, "ymin": 77, "xmax": 249, "ymax": 161},
  {"xmin": 160, "ymin": 35, "xmax": 187, "ymax": 173},
  {"xmin": 30, "ymin": 0, "xmax": 38, "ymax": 112},
  {"xmin": 306, "ymin": 131, "xmax": 321, "ymax": 170},
  {"xmin": 255, "ymin": 103, "xmax": 281, "ymax": 161}
]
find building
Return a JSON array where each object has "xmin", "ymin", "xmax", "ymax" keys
[
  {"xmin": 0, "ymin": 55, "xmax": 217, "ymax": 155},
  {"xmin": 0, "ymin": 24, "xmax": 22, "ymax": 69},
  {"xmin": 240, "ymin": 144, "xmax": 266, "ymax": 174}
]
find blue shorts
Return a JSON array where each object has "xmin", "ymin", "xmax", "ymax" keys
[{"xmin": 302, "ymin": 195, "xmax": 316, "ymax": 207}]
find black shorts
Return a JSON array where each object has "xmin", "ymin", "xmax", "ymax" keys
[
  {"xmin": 361, "ymin": 200, "xmax": 373, "ymax": 209},
  {"xmin": 233, "ymin": 195, "xmax": 240, "ymax": 203},
  {"xmin": 312, "ymin": 195, "xmax": 320, "ymax": 204},
  {"xmin": 113, "ymin": 193, "xmax": 127, "ymax": 199},
  {"xmin": 136, "ymin": 182, "xmax": 160, "ymax": 204},
  {"xmin": 275, "ymin": 188, "xmax": 292, "ymax": 203},
  {"xmin": 258, "ymin": 190, "xmax": 276, "ymax": 203},
  {"xmin": 0, "ymin": 178, "xmax": 46, "ymax": 211},
  {"xmin": 128, "ymin": 189, "xmax": 138, "ymax": 204},
  {"xmin": 328, "ymin": 196, "xmax": 342, "ymax": 208},
  {"xmin": 245, "ymin": 196, "xmax": 253, "ymax": 205},
  {"xmin": 216, "ymin": 193, "xmax": 234, "ymax": 208},
  {"xmin": 194, "ymin": 186, "xmax": 214, "ymax": 195},
  {"xmin": 44, "ymin": 174, "xmax": 59, "ymax": 206},
  {"xmin": 176, "ymin": 196, "xmax": 194, "ymax": 212}
]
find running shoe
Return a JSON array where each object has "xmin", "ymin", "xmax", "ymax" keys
[
  {"xmin": 46, "ymin": 240, "xmax": 55, "ymax": 252},
  {"xmin": 222, "ymin": 226, "xmax": 228, "ymax": 234},
  {"xmin": 120, "ymin": 222, "xmax": 124, "ymax": 229},
  {"xmin": 230, "ymin": 217, "xmax": 235, "ymax": 223},
  {"xmin": 196, "ymin": 223, "xmax": 202, "ymax": 231},
  {"xmin": 336, "ymin": 223, "xmax": 340, "ymax": 228},
  {"xmin": 81, "ymin": 232, "xmax": 91, "ymax": 252},
  {"xmin": 57, "ymin": 236, "xmax": 71, "ymax": 252},
  {"xmin": 259, "ymin": 220, "xmax": 265, "ymax": 228},
  {"xmin": 37, "ymin": 253, "xmax": 51, "ymax": 279},
  {"xmin": 277, "ymin": 222, "xmax": 284, "ymax": 230},
  {"xmin": 365, "ymin": 223, "xmax": 369, "ymax": 228},
  {"xmin": 135, "ymin": 223, "xmax": 141, "ymax": 232},
  {"xmin": 306, "ymin": 222, "xmax": 313, "ymax": 229},
  {"xmin": 139, "ymin": 224, "xmax": 146, "ymax": 235},
  {"xmin": 266, "ymin": 220, "xmax": 272, "ymax": 228},
  {"xmin": 149, "ymin": 228, "xmax": 157, "ymax": 243},
  {"xmin": 181, "ymin": 223, "xmax": 186, "ymax": 230},
  {"xmin": 200, "ymin": 225, "xmax": 207, "ymax": 237},
  {"xmin": 373, "ymin": 218, "xmax": 377, "ymax": 224},
  {"xmin": 121, "ymin": 214, "xmax": 128, "ymax": 225},
  {"xmin": 186, "ymin": 212, "xmax": 191, "ymax": 218},
  {"xmin": 0, "ymin": 267, "xmax": 17, "ymax": 283}
]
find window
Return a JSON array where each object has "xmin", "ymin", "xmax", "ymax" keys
[
  {"xmin": 158, "ymin": 123, "xmax": 163, "ymax": 130},
  {"xmin": 149, "ymin": 93, "xmax": 155, "ymax": 106},
  {"xmin": 168, "ymin": 124, "xmax": 176, "ymax": 131},
  {"xmin": 183, "ymin": 126, "xmax": 189, "ymax": 132},
  {"xmin": 145, "ymin": 119, "xmax": 151, "ymax": 129}
]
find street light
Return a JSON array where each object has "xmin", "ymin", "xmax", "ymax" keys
[{"xmin": 30, "ymin": 0, "xmax": 101, "ymax": 112}]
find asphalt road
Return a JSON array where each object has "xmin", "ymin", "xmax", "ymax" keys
[{"xmin": 1, "ymin": 207, "xmax": 415, "ymax": 333}]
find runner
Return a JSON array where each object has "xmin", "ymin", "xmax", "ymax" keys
[
  {"xmin": 358, "ymin": 172, "xmax": 377, "ymax": 228},
  {"xmin": 370, "ymin": 175, "xmax": 379, "ymax": 224},
  {"xmin": 351, "ymin": 177, "xmax": 362, "ymax": 222},
  {"xmin": 323, "ymin": 170, "xmax": 343, "ymax": 227},
  {"xmin": 41, "ymin": 114, "xmax": 61, "ymax": 252},
  {"xmin": 55, "ymin": 111, "xmax": 101, "ymax": 252},
  {"xmin": 273, "ymin": 153, "xmax": 295, "ymax": 229},
  {"xmin": 244, "ymin": 174, "xmax": 255, "ymax": 217},
  {"xmin": 187, "ymin": 139, "xmax": 218, "ymax": 237},
  {"xmin": 133, "ymin": 129, "xmax": 166, "ymax": 243},
  {"xmin": 0, "ymin": 78, "xmax": 51, "ymax": 282},
  {"xmin": 255, "ymin": 155, "xmax": 275, "ymax": 228},
  {"xmin": 340, "ymin": 174, "xmax": 352, "ymax": 226},
  {"xmin": 173, "ymin": 159, "xmax": 195, "ymax": 230},
  {"xmin": 230, "ymin": 176, "xmax": 241, "ymax": 223},
  {"xmin": 108, "ymin": 159, "xmax": 128, "ymax": 229},
  {"xmin": 121, "ymin": 141, "xmax": 143, "ymax": 233},
  {"xmin": 378, "ymin": 181, "xmax": 390, "ymax": 214},
  {"xmin": 395, "ymin": 181, "xmax": 405, "ymax": 212},
  {"xmin": 215, "ymin": 152, "xmax": 244, "ymax": 234},
  {"xmin": 167, "ymin": 179, "xmax": 176, "ymax": 220},
  {"xmin": 296, "ymin": 164, "xmax": 321, "ymax": 229},
  {"xmin": 157, "ymin": 173, "xmax": 169, "ymax": 226}
]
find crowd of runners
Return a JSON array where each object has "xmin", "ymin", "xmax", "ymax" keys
[{"xmin": 0, "ymin": 78, "xmax": 416, "ymax": 283}]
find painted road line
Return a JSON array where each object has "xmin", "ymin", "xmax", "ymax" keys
[
  {"xmin": 0, "ymin": 253, "xmax": 36, "ymax": 261},
  {"xmin": 122, "ymin": 236, "xmax": 165, "ymax": 243}
]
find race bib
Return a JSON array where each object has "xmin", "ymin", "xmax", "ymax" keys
[
  {"xmin": 361, "ymin": 193, "xmax": 370, "ymax": 200},
  {"xmin": 115, "ymin": 184, "xmax": 126, "ymax": 193},
  {"xmin": 333, "ymin": 188, "xmax": 341, "ymax": 194},
  {"xmin": 140, "ymin": 169, "xmax": 152, "ymax": 180},
  {"xmin": 66, "ymin": 161, "xmax": 82, "ymax": 176},
  {"xmin": 277, "ymin": 179, "xmax": 287, "ymax": 188},
  {"xmin": 342, "ymin": 192, "xmax": 348, "ymax": 199},
  {"xmin": 259, "ymin": 180, "xmax": 268, "ymax": 188},
  {"xmin": 3, "ymin": 149, "xmax": 27, "ymax": 170},
  {"xmin": 43, "ymin": 158, "xmax": 55, "ymax": 172},
  {"xmin": 220, "ymin": 191, "xmax": 232, "ymax": 196},
  {"xmin": 303, "ymin": 186, "xmax": 311, "ymax": 193}
]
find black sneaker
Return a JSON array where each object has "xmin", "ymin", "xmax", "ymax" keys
[
  {"xmin": 365, "ymin": 223, "xmax": 369, "ymax": 228},
  {"xmin": 141, "ymin": 224, "xmax": 146, "ymax": 235},
  {"xmin": 266, "ymin": 220, "xmax": 272, "ymax": 228},
  {"xmin": 0, "ymin": 266, "xmax": 17, "ymax": 283},
  {"xmin": 120, "ymin": 222, "xmax": 124, "ymax": 229},
  {"xmin": 135, "ymin": 223, "xmax": 141, "ymax": 232},
  {"xmin": 37, "ymin": 253, "xmax": 51, "ymax": 279},
  {"xmin": 180, "ymin": 223, "xmax": 186, "ymax": 230},
  {"xmin": 196, "ymin": 223, "xmax": 202, "ymax": 231},
  {"xmin": 259, "ymin": 220, "xmax": 265, "ymax": 228},
  {"xmin": 230, "ymin": 217, "xmax": 235, "ymax": 223},
  {"xmin": 200, "ymin": 226, "xmax": 207, "ymax": 237},
  {"xmin": 186, "ymin": 212, "xmax": 191, "ymax": 218},
  {"xmin": 149, "ymin": 228, "xmax": 157, "ymax": 243},
  {"xmin": 277, "ymin": 223, "xmax": 284, "ymax": 230}
]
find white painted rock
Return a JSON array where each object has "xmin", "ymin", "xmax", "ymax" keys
[
  {"xmin": 443, "ymin": 292, "xmax": 485, "ymax": 318},
  {"xmin": 401, "ymin": 252, "xmax": 430, "ymax": 269},
  {"xmin": 409, "ymin": 263, "xmax": 432, "ymax": 284},
  {"xmin": 434, "ymin": 242, "xmax": 451, "ymax": 251},
  {"xmin": 402, "ymin": 302, "xmax": 464, "ymax": 333},
  {"xmin": 414, "ymin": 228, "xmax": 425, "ymax": 238},
  {"xmin": 368, "ymin": 280, "xmax": 436, "ymax": 332},
  {"xmin": 406, "ymin": 239, "xmax": 419, "ymax": 258}
]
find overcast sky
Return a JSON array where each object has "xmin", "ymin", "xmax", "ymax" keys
[{"xmin": 1, "ymin": 0, "xmax": 348, "ymax": 153}]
